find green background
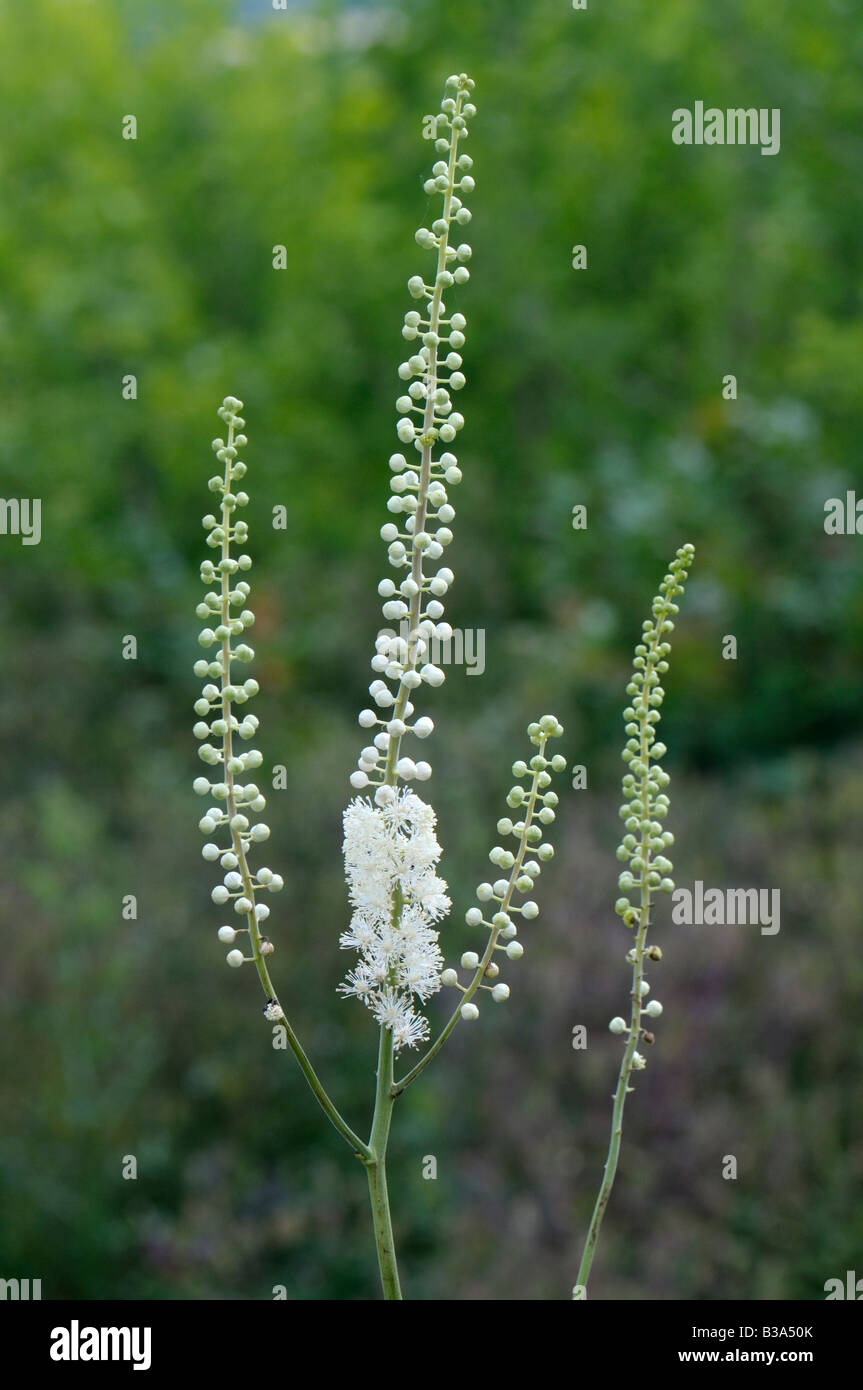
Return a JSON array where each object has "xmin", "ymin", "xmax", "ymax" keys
[{"xmin": 1, "ymin": 0, "xmax": 861, "ymax": 1299}]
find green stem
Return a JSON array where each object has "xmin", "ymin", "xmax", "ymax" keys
[
  {"xmin": 365, "ymin": 1025, "xmax": 402, "ymax": 1299},
  {"xmin": 574, "ymin": 901, "xmax": 649, "ymax": 1296}
]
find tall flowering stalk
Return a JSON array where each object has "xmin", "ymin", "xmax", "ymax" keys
[
  {"xmin": 188, "ymin": 81, "xmax": 700, "ymax": 1304},
  {"xmin": 341, "ymin": 71, "xmax": 480, "ymax": 1296},
  {"xmin": 343, "ymin": 73, "xmax": 478, "ymax": 1052},
  {"xmin": 333, "ymin": 73, "xmax": 555, "ymax": 1289},
  {"xmin": 192, "ymin": 396, "xmax": 371, "ymax": 1162},
  {"xmin": 574, "ymin": 544, "xmax": 695, "ymax": 1298},
  {"xmin": 190, "ymin": 77, "xmax": 569, "ymax": 1301},
  {"xmin": 338, "ymin": 69, "xmax": 565, "ymax": 1295},
  {"xmin": 187, "ymin": 73, "xmax": 564, "ymax": 1301}
]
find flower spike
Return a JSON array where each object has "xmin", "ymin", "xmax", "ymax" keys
[
  {"xmin": 575, "ymin": 543, "xmax": 695, "ymax": 1297},
  {"xmin": 351, "ymin": 73, "xmax": 477, "ymax": 805},
  {"xmin": 342, "ymin": 74, "xmax": 477, "ymax": 1053},
  {"xmin": 192, "ymin": 397, "xmax": 286, "ymax": 976},
  {"xmin": 442, "ymin": 715, "xmax": 566, "ymax": 1020}
]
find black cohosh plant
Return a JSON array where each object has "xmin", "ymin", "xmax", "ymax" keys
[
  {"xmin": 189, "ymin": 73, "xmax": 695, "ymax": 1301},
  {"xmin": 192, "ymin": 74, "xmax": 567, "ymax": 1300}
]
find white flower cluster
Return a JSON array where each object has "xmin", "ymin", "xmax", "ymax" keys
[
  {"xmin": 339, "ymin": 790, "xmax": 451, "ymax": 1051},
  {"xmin": 191, "ymin": 397, "xmax": 284, "ymax": 970},
  {"xmin": 350, "ymin": 73, "xmax": 476, "ymax": 806}
]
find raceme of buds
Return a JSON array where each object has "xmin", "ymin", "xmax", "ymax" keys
[
  {"xmin": 575, "ymin": 549, "xmax": 695, "ymax": 1301},
  {"xmin": 192, "ymin": 397, "xmax": 285, "ymax": 980},
  {"xmin": 608, "ymin": 543, "xmax": 695, "ymax": 1066},
  {"xmin": 351, "ymin": 73, "xmax": 477, "ymax": 804},
  {"xmin": 442, "ymin": 715, "xmax": 566, "ymax": 1020},
  {"xmin": 339, "ymin": 790, "xmax": 451, "ymax": 1051}
]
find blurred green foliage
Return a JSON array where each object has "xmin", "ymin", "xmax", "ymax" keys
[{"xmin": 0, "ymin": 0, "xmax": 862, "ymax": 1299}]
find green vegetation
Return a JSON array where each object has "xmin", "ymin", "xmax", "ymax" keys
[{"xmin": 1, "ymin": 0, "xmax": 861, "ymax": 1299}]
